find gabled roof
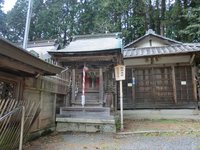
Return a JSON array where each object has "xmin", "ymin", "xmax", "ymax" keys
[
  {"xmin": 123, "ymin": 44, "xmax": 200, "ymax": 58},
  {"xmin": 49, "ymin": 33, "xmax": 122, "ymax": 53},
  {"xmin": 27, "ymin": 39, "xmax": 59, "ymax": 60},
  {"xmin": 0, "ymin": 37, "xmax": 63, "ymax": 76},
  {"xmin": 124, "ymin": 29, "xmax": 181, "ymax": 49}
]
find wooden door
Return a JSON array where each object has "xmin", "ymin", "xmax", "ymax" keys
[
  {"xmin": 123, "ymin": 67, "xmax": 174, "ymax": 108},
  {"xmin": 75, "ymin": 69, "xmax": 100, "ymax": 103},
  {"xmin": 175, "ymin": 66, "xmax": 194, "ymax": 105}
]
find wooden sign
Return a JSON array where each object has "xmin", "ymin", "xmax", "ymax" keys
[{"xmin": 114, "ymin": 65, "xmax": 126, "ymax": 81}]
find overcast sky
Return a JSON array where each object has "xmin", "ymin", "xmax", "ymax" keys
[{"xmin": 2, "ymin": 0, "xmax": 17, "ymax": 13}]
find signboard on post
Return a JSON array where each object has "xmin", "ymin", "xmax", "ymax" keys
[
  {"xmin": 114, "ymin": 65, "xmax": 126, "ymax": 131},
  {"xmin": 114, "ymin": 65, "xmax": 126, "ymax": 81}
]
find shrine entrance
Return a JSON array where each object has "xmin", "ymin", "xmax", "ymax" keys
[{"xmin": 74, "ymin": 68, "xmax": 101, "ymax": 105}]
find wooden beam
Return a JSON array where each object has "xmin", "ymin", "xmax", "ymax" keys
[
  {"xmin": 171, "ymin": 66, "xmax": 177, "ymax": 104},
  {"xmin": 126, "ymin": 63, "xmax": 192, "ymax": 68},
  {"xmin": 57, "ymin": 55, "xmax": 115, "ymax": 62},
  {"xmin": 0, "ymin": 56, "xmax": 37, "ymax": 74},
  {"xmin": 192, "ymin": 66, "xmax": 198, "ymax": 101},
  {"xmin": 190, "ymin": 54, "xmax": 195, "ymax": 64}
]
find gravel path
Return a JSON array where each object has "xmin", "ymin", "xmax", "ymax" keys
[{"xmin": 23, "ymin": 132, "xmax": 200, "ymax": 150}]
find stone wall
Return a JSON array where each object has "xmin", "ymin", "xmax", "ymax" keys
[{"xmin": 23, "ymin": 76, "xmax": 70, "ymax": 136}]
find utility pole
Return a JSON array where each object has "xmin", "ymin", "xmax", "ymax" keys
[{"xmin": 23, "ymin": 0, "xmax": 33, "ymax": 49}]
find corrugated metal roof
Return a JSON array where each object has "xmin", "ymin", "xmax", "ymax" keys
[
  {"xmin": 50, "ymin": 33, "xmax": 122, "ymax": 53},
  {"xmin": 123, "ymin": 44, "xmax": 200, "ymax": 58}
]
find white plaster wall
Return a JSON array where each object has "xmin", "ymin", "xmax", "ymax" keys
[{"xmin": 136, "ymin": 38, "xmax": 167, "ymax": 48}]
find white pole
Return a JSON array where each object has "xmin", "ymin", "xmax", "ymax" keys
[
  {"xmin": 81, "ymin": 66, "xmax": 86, "ymax": 107},
  {"xmin": 23, "ymin": 0, "xmax": 33, "ymax": 49},
  {"xmin": 119, "ymin": 80, "xmax": 124, "ymax": 131},
  {"xmin": 19, "ymin": 106, "xmax": 25, "ymax": 150}
]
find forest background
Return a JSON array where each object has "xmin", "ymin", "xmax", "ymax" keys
[{"xmin": 0, "ymin": 0, "xmax": 199, "ymax": 45}]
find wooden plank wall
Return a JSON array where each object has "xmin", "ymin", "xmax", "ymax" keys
[
  {"xmin": 121, "ymin": 65, "xmax": 197, "ymax": 109},
  {"xmin": 23, "ymin": 76, "xmax": 70, "ymax": 133}
]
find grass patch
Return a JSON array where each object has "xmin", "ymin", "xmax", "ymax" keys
[
  {"xmin": 115, "ymin": 118, "xmax": 121, "ymax": 131},
  {"xmin": 152, "ymin": 119, "xmax": 182, "ymax": 124}
]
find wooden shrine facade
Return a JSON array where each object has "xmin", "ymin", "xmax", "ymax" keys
[{"xmin": 49, "ymin": 33, "xmax": 123, "ymax": 109}]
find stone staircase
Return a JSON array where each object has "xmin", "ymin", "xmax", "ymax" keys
[
  {"xmin": 56, "ymin": 106, "xmax": 116, "ymax": 133},
  {"xmin": 72, "ymin": 92, "xmax": 102, "ymax": 106}
]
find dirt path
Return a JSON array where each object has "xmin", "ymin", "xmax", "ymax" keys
[
  {"xmin": 22, "ymin": 119, "xmax": 200, "ymax": 150},
  {"xmin": 23, "ymin": 132, "xmax": 200, "ymax": 150}
]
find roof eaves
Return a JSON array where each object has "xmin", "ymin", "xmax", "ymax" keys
[
  {"xmin": 123, "ymin": 44, "xmax": 200, "ymax": 58},
  {"xmin": 0, "ymin": 37, "xmax": 63, "ymax": 75}
]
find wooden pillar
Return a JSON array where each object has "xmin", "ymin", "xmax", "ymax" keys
[
  {"xmin": 171, "ymin": 66, "xmax": 177, "ymax": 104},
  {"xmin": 192, "ymin": 66, "xmax": 197, "ymax": 101},
  {"xmin": 99, "ymin": 68, "xmax": 104, "ymax": 105},
  {"xmin": 132, "ymin": 69, "xmax": 136, "ymax": 106},
  {"xmin": 53, "ymin": 94, "xmax": 57, "ymax": 123},
  {"xmin": 38, "ymin": 80, "xmax": 44, "ymax": 129},
  {"xmin": 71, "ymin": 69, "xmax": 76, "ymax": 104}
]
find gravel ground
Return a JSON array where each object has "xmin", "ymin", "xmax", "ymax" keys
[{"xmin": 23, "ymin": 132, "xmax": 200, "ymax": 150}]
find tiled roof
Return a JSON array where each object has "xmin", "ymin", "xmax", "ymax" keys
[
  {"xmin": 123, "ymin": 44, "xmax": 200, "ymax": 58},
  {"xmin": 50, "ymin": 33, "xmax": 122, "ymax": 53}
]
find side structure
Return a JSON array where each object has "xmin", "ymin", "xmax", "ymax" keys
[
  {"xmin": 0, "ymin": 37, "xmax": 67, "ymax": 148},
  {"xmin": 122, "ymin": 29, "xmax": 200, "ymax": 109}
]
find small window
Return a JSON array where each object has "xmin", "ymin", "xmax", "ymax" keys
[{"xmin": 149, "ymin": 39, "xmax": 152, "ymax": 46}]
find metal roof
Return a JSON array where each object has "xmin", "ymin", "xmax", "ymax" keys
[
  {"xmin": 124, "ymin": 29, "xmax": 181, "ymax": 48},
  {"xmin": 123, "ymin": 44, "xmax": 200, "ymax": 58},
  {"xmin": 50, "ymin": 33, "xmax": 122, "ymax": 53}
]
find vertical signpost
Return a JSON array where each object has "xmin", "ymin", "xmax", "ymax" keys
[{"xmin": 114, "ymin": 65, "xmax": 126, "ymax": 131}]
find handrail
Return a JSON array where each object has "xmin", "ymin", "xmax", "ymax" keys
[{"xmin": 0, "ymin": 106, "xmax": 25, "ymax": 150}]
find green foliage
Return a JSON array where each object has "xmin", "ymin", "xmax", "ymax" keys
[
  {"xmin": 5, "ymin": 0, "xmax": 28, "ymax": 42},
  {"xmin": 180, "ymin": 7, "xmax": 200, "ymax": 42},
  {"xmin": 0, "ymin": 0, "xmax": 6, "ymax": 37},
  {"xmin": 1, "ymin": 0, "xmax": 199, "ymax": 44}
]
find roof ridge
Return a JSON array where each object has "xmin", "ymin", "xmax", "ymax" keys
[{"xmin": 72, "ymin": 32, "xmax": 122, "ymax": 41}]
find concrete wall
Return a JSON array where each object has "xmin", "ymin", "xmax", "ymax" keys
[{"xmin": 23, "ymin": 76, "xmax": 70, "ymax": 136}]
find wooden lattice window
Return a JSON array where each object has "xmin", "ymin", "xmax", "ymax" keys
[{"xmin": 0, "ymin": 80, "xmax": 17, "ymax": 100}]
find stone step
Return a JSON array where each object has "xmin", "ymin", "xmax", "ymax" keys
[
  {"xmin": 72, "ymin": 100, "xmax": 102, "ymax": 107},
  {"xmin": 60, "ymin": 106, "xmax": 110, "ymax": 117},
  {"xmin": 76, "ymin": 92, "xmax": 99, "ymax": 100},
  {"xmin": 56, "ymin": 115, "xmax": 116, "ymax": 133}
]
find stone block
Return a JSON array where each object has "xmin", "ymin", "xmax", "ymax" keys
[
  {"xmin": 78, "ymin": 124, "xmax": 86, "ymax": 132},
  {"xmin": 85, "ymin": 124, "xmax": 100, "ymax": 132},
  {"xmin": 56, "ymin": 123, "xmax": 70, "ymax": 132},
  {"xmin": 101, "ymin": 124, "xmax": 116, "ymax": 133},
  {"xmin": 68, "ymin": 123, "xmax": 79, "ymax": 131}
]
